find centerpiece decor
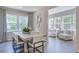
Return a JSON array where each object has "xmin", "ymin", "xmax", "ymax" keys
[{"xmin": 22, "ymin": 27, "xmax": 31, "ymax": 34}]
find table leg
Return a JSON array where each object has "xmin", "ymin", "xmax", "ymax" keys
[{"xmin": 24, "ymin": 42, "xmax": 27, "ymax": 53}]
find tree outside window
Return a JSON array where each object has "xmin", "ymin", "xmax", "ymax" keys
[{"xmin": 7, "ymin": 15, "xmax": 17, "ymax": 32}]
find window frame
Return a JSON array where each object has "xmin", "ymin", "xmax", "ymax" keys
[
  {"xmin": 6, "ymin": 14, "xmax": 28, "ymax": 32},
  {"xmin": 6, "ymin": 14, "xmax": 17, "ymax": 32}
]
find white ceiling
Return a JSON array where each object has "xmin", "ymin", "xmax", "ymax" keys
[
  {"xmin": 4, "ymin": 6, "xmax": 44, "ymax": 12},
  {"xmin": 48, "ymin": 6, "xmax": 75, "ymax": 15}
]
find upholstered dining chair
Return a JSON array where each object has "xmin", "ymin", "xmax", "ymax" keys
[
  {"xmin": 12, "ymin": 35, "xmax": 24, "ymax": 53},
  {"xmin": 27, "ymin": 33, "xmax": 47, "ymax": 53}
]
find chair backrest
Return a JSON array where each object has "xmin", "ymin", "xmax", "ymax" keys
[
  {"xmin": 12, "ymin": 37, "xmax": 17, "ymax": 46},
  {"xmin": 12, "ymin": 33, "xmax": 18, "ymax": 44},
  {"xmin": 12, "ymin": 36, "xmax": 24, "ymax": 53},
  {"xmin": 12, "ymin": 33, "xmax": 24, "ymax": 44}
]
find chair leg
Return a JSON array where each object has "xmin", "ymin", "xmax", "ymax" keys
[
  {"xmin": 42, "ymin": 45, "xmax": 44, "ymax": 53},
  {"xmin": 27, "ymin": 43, "xmax": 30, "ymax": 53},
  {"xmin": 13, "ymin": 48, "xmax": 17, "ymax": 53},
  {"xmin": 33, "ymin": 47, "xmax": 35, "ymax": 53},
  {"xmin": 42, "ymin": 42, "xmax": 44, "ymax": 53},
  {"xmin": 33, "ymin": 44, "xmax": 35, "ymax": 53}
]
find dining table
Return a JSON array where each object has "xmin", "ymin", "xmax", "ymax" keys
[{"xmin": 13, "ymin": 32, "xmax": 46, "ymax": 53}]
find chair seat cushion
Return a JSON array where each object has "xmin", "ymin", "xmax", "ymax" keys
[{"xmin": 28, "ymin": 42, "xmax": 42, "ymax": 48}]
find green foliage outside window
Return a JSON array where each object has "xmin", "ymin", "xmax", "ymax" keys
[
  {"xmin": 63, "ymin": 15, "xmax": 73, "ymax": 30},
  {"xmin": 64, "ymin": 16, "xmax": 72, "ymax": 23}
]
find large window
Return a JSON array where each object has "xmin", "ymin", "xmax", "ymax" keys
[
  {"xmin": 48, "ymin": 15, "xmax": 75, "ymax": 31},
  {"xmin": 7, "ymin": 15, "xmax": 17, "ymax": 32},
  {"xmin": 6, "ymin": 14, "xmax": 28, "ymax": 32}
]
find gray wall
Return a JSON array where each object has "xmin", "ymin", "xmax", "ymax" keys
[
  {"xmin": 76, "ymin": 6, "xmax": 79, "ymax": 52},
  {"xmin": 33, "ymin": 7, "xmax": 53, "ymax": 35},
  {"xmin": 0, "ymin": 9, "xmax": 4, "ymax": 42},
  {"xmin": 0, "ymin": 8, "xmax": 6, "ymax": 42},
  {"xmin": 28, "ymin": 13, "xmax": 33, "ymax": 29}
]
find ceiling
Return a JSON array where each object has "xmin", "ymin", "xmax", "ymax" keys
[{"xmin": 4, "ymin": 6, "xmax": 44, "ymax": 12}]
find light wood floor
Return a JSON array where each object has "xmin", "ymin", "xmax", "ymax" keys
[{"xmin": 0, "ymin": 37, "xmax": 76, "ymax": 53}]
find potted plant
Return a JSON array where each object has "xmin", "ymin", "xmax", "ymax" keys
[{"xmin": 22, "ymin": 27, "xmax": 30, "ymax": 34}]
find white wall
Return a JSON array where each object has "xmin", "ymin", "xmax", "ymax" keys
[{"xmin": 33, "ymin": 7, "xmax": 54, "ymax": 35}]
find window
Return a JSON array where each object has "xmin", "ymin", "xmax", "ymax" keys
[
  {"xmin": 48, "ymin": 15, "xmax": 75, "ymax": 32},
  {"xmin": 54, "ymin": 17, "xmax": 61, "ymax": 30},
  {"xmin": 48, "ymin": 18, "xmax": 54, "ymax": 30},
  {"xmin": 63, "ymin": 15, "xmax": 73, "ymax": 30},
  {"xmin": 19, "ymin": 16, "xmax": 28, "ymax": 31},
  {"xmin": 6, "ymin": 14, "xmax": 28, "ymax": 32},
  {"xmin": 7, "ymin": 14, "xmax": 17, "ymax": 32}
]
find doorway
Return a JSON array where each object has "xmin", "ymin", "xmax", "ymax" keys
[{"xmin": 47, "ymin": 6, "xmax": 76, "ymax": 52}]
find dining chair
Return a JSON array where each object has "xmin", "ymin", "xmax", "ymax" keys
[
  {"xmin": 27, "ymin": 33, "xmax": 47, "ymax": 53},
  {"xmin": 12, "ymin": 34, "xmax": 24, "ymax": 53}
]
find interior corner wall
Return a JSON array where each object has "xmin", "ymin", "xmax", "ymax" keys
[
  {"xmin": 33, "ymin": 7, "xmax": 53, "ymax": 35},
  {"xmin": 6, "ymin": 9, "xmax": 33, "ymax": 40}
]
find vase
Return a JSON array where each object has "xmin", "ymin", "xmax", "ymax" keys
[{"xmin": 22, "ymin": 32, "xmax": 30, "ymax": 34}]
